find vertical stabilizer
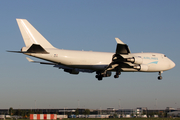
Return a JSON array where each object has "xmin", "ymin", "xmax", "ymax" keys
[{"xmin": 16, "ymin": 19, "xmax": 54, "ymax": 48}]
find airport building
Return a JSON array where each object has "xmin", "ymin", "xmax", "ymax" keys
[{"xmin": 0, "ymin": 107, "xmax": 180, "ymax": 118}]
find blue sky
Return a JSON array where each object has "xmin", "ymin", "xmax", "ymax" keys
[{"xmin": 0, "ymin": 0, "xmax": 180, "ymax": 110}]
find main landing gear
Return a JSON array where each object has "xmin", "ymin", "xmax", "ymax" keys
[
  {"xmin": 114, "ymin": 71, "xmax": 121, "ymax": 78},
  {"xmin": 95, "ymin": 71, "xmax": 103, "ymax": 81},
  {"xmin": 158, "ymin": 71, "xmax": 163, "ymax": 80},
  {"xmin": 95, "ymin": 71, "xmax": 121, "ymax": 81},
  {"xmin": 95, "ymin": 74, "xmax": 103, "ymax": 81}
]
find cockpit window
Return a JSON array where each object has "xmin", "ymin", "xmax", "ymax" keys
[{"xmin": 164, "ymin": 55, "xmax": 166, "ymax": 57}]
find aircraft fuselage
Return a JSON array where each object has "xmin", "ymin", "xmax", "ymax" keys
[{"xmin": 26, "ymin": 48, "xmax": 175, "ymax": 72}]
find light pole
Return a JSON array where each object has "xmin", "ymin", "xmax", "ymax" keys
[
  {"xmin": 64, "ymin": 107, "xmax": 65, "ymax": 118},
  {"xmin": 78, "ymin": 100, "xmax": 79, "ymax": 109},
  {"xmin": 35, "ymin": 100, "xmax": 36, "ymax": 113},
  {"xmin": 119, "ymin": 99, "xmax": 121, "ymax": 109},
  {"xmin": 155, "ymin": 98, "xmax": 158, "ymax": 116},
  {"xmin": 35, "ymin": 100, "xmax": 36, "ymax": 108}
]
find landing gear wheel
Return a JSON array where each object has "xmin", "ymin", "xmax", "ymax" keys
[
  {"xmin": 95, "ymin": 75, "xmax": 99, "ymax": 78},
  {"xmin": 114, "ymin": 75, "xmax": 119, "ymax": 78},
  {"xmin": 114, "ymin": 70, "xmax": 121, "ymax": 78},
  {"xmin": 98, "ymin": 76, "xmax": 103, "ymax": 81},
  {"xmin": 158, "ymin": 71, "xmax": 163, "ymax": 80},
  {"xmin": 158, "ymin": 76, "xmax": 162, "ymax": 80},
  {"xmin": 95, "ymin": 74, "xmax": 103, "ymax": 81}
]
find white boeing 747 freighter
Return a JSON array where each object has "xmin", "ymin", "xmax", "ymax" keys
[{"xmin": 8, "ymin": 19, "xmax": 175, "ymax": 80}]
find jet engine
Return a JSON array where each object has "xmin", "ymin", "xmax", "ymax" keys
[
  {"xmin": 134, "ymin": 64, "xmax": 148, "ymax": 71},
  {"xmin": 127, "ymin": 56, "xmax": 143, "ymax": 64},
  {"xmin": 64, "ymin": 69, "xmax": 79, "ymax": 74}
]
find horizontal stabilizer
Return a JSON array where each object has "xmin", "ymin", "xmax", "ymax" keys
[
  {"xmin": 26, "ymin": 57, "xmax": 55, "ymax": 65},
  {"xmin": 7, "ymin": 50, "xmax": 24, "ymax": 53},
  {"xmin": 26, "ymin": 44, "xmax": 49, "ymax": 54},
  {"xmin": 7, "ymin": 44, "xmax": 49, "ymax": 54},
  {"xmin": 26, "ymin": 57, "xmax": 34, "ymax": 62}
]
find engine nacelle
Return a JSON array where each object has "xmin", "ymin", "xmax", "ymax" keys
[
  {"xmin": 64, "ymin": 69, "xmax": 79, "ymax": 74},
  {"xmin": 134, "ymin": 64, "xmax": 148, "ymax": 71},
  {"xmin": 127, "ymin": 56, "xmax": 143, "ymax": 64}
]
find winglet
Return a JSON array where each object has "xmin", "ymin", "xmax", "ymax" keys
[
  {"xmin": 115, "ymin": 38, "xmax": 131, "ymax": 54},
  {"xmin": 115, "ymin": 38, "xmax": 125, "ymax": 44}
]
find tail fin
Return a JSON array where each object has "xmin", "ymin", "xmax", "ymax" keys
[{"xmin": 16, "ymin": 19, "xmax": 54, "ymax": 48}]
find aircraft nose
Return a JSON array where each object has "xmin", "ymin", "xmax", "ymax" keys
[{"xmin": 169, "ymin": 60, "xmax": 175, "ymax": 69}]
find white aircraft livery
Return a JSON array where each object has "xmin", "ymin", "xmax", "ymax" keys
[{"xmin": 8, "ymin": 19, "xmax": 175, "ymax": 80}]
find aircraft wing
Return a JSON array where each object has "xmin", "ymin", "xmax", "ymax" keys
[
  {"xmin": 26, "ymin": 57, "xmax": 94, "ymax": 74},
  {"xmin": 115, "ymin": 38, "xmax": 130, "ymax": 54},
  {"xmin": 103, "ymin": 38, "xmax": 131, "ymax": 73}
]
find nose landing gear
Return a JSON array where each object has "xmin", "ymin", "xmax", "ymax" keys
[{"xmin": 158, "ymin": 71, "xmax": 163, "ymax": 80}]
